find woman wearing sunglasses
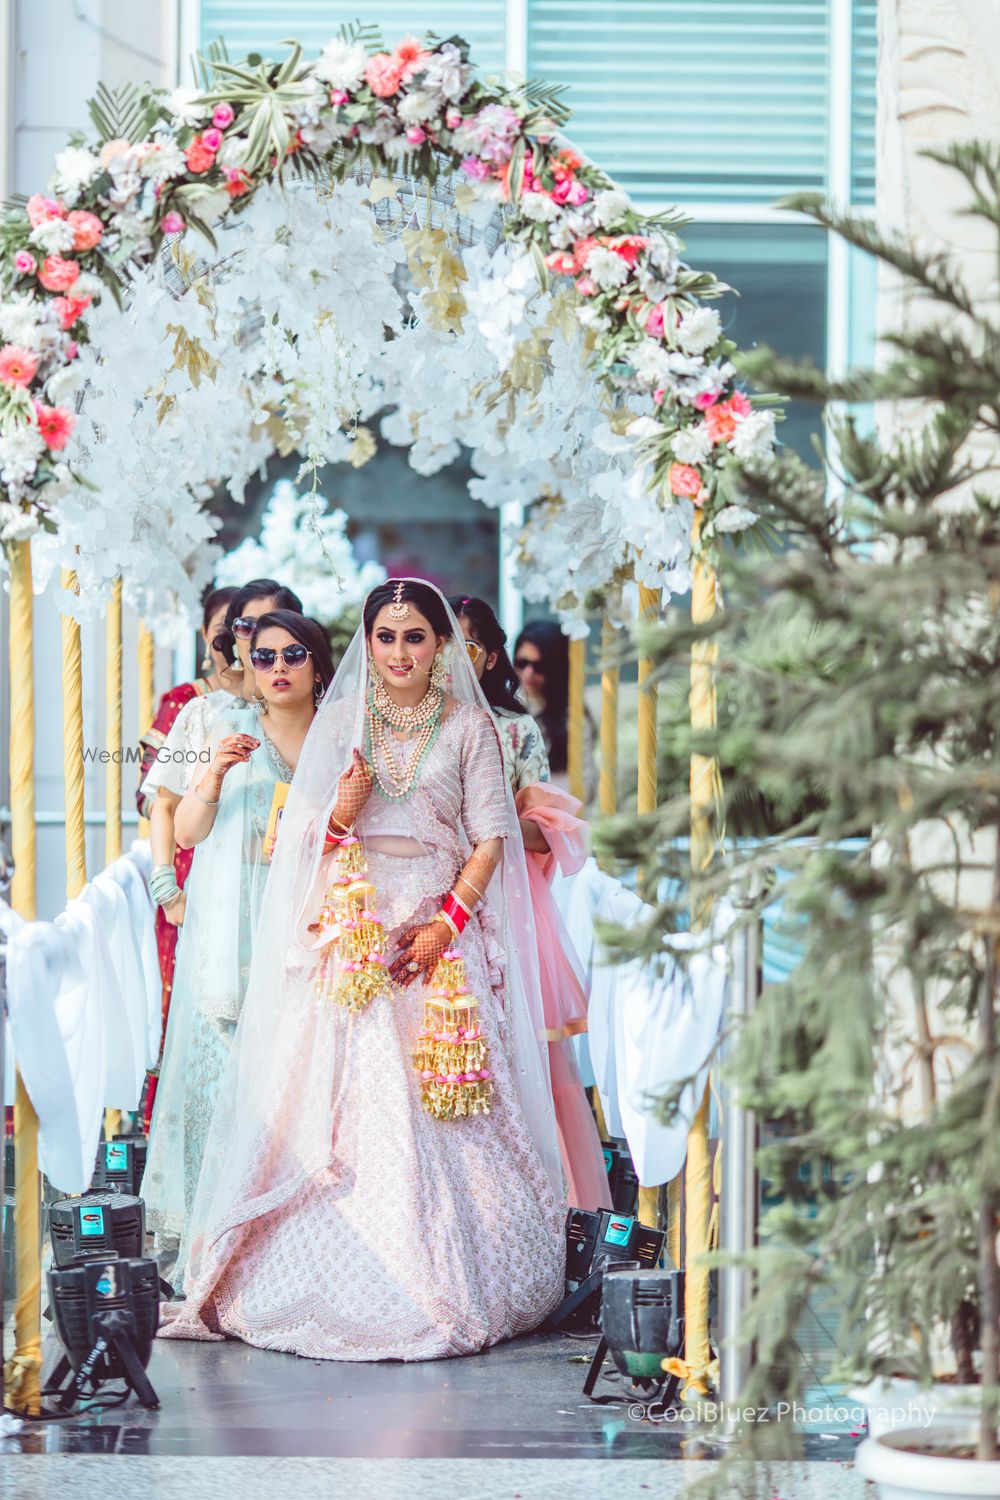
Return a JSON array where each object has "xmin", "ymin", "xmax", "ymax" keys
[
  {"xmin": 513, "ymin": 620, "xmax": 597, "ymax": 806},
  {"xmin": 160, "ymin": 580, "xmax": 566, "ymax": 1361},
  {"xmin": 135, "ymin": 585, "xmax": 238, "ymax": 1132},
  {"xmin": 139, "ymin": 579, "xmax": 309, "ymax": 1289},
  {"xmin": 452, "ymin": 597, "xmax": 611, "ymax": 1214}
]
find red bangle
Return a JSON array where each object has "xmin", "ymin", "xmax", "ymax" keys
[{"xmin": 442, "ymin": 892, "xmax": 470, "ymax": 934}]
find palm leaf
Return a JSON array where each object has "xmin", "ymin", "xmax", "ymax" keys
[{"xmin": 86, "ymin": 82, "xmax": 160, "ymax": 145}]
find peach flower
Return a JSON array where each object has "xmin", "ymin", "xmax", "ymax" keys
[
  {"xmin": 34, "ymin": 401, "xmax": 76, "ymax": 451},
  {"xmin": 185, "ymin": 136, "xmax": 216, "ymax": 174},
  {"xmin": 704, "ymin": 399, "xmax": 739, "ymax": 446},
  {"xmin": 668, "ymin": 462, "xmax": 704, "ymax": 501},
  {"xmin": 37, "ymin": 256, "xmax": 80, "ymax": 292},
  {"xmin": 26, "ymin": 194, "xmax": 65, "ymax": 227},
  {"xmin": 0, "ymin": 345, "xmax": 40, "ymax": 388},
  {"xmin": 67, "ymin": 210, "xmax": 103, "ymax": 251},
  {"xmin": 393, "ymin": 36, "xmax": 431, "ymax": 81},
  {"xmin": 51, "ymin": 293, "xmax": 91, "ymax": 330},
  {"xmin": 365, "ymin": 53, "xmax": 404, "ymax": 97}
]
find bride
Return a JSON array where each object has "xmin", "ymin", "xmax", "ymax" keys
[{"xmin": 160, "ymin": 579, "xmax": 566, "ymax": 1360}]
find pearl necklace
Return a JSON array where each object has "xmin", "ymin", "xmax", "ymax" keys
[{"xmin": 366, "ymin": 678, "xmax": 444, "ymax": 800}]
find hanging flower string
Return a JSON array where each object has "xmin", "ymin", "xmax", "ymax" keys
[
  {"xmin": 308, "ymin": 834, "xmax": 392, "ymax": 1013},
  {"xmin": 412, "ymin": 949, "xmax": 493, "ymax": 1120},
  {"xmin": 0, "ymin": 25, "xmax": 775, "ymax": 558}
]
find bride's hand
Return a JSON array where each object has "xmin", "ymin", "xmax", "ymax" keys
[
  {"xmin": 332, "ymin": 748, "xmax": 373, "ymax": 826},
  {"xmin": 390, "ymin": 920, "xmax": 451, "ymax": 986}
]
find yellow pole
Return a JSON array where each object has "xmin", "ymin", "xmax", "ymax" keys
[
  {"xmin": 636, "ymin": 583, "xmax": 661, "ymax": 1232},
  {"xmin": 61, "ymin": 568, "xmax": 87, "ymax": 901},
  {"xmin": 105, "ymin": 579, "xmax": 123, "ymax": 865},
  {"xmin": 4, "ymin": 540, "xmax": 41, "ymax": 1417},
  {"xmin": 599, "ymin": 619, "xmax": 618, "ymax": 818},
  {"xmin": 567, "ymin": 635, "xmax": 585, "ymax": 803},
  {"xmin": 684, "ymin": 509, "xmax": 723, "ymax": 1393},
  {"xmin": 136, "ymin": 621, "xmax": 155, "ymax": 837}
]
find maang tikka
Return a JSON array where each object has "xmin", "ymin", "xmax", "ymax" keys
[{"xmin": 387, "ymin": 581, "xmax": 410, "ymax": 621}]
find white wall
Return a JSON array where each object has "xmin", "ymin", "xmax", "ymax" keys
[{"xmin": 1, "ymin": 1, "xmax": 178, "ymax": 919}]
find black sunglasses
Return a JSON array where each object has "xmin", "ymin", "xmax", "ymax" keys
[
  {"xmin": 232, "ymin": 616, "xmax": 260, "ymax": 639},
  {"xmin": 249, "ymin": 644, "xmax": 312, "ymax": 671}
]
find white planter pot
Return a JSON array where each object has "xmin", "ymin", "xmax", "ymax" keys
[
  {"xmin": 850, "ymin": 1377, "xmax": 981, "ymax": 1437},
  {"xmin": 856, "ymin": 1425, "xmax": 1000, "ymax": 1499}
]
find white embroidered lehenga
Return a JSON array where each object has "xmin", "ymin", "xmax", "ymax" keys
[{"xmin": 160, "ymin": 588, "xmax": 566, "ymax": 1361}]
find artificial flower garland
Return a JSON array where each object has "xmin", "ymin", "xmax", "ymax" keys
[{"xmin": 0, "ymin": 26, "xmax": 774, "ymax": 559}]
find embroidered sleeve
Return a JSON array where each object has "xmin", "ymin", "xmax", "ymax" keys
[
  {"xmin": 511, "ymin": 714, "xmax": 550, "ymax": 791},
  {"xmin": 140, "ymin": 696, "xmax": 213, "ymax": 801},
  {"xmin": 459, "ymin": 706, "xmax": 510, "ymax": 846}
]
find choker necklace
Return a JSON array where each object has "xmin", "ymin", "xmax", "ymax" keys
[{"xmin": 366, "ymin": 677, "xmax": 444, "ymax": 799}]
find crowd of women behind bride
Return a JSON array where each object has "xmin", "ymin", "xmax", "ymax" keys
[{"xmin": 138, "ymin": 574, "xmax": 610, "ymax": 1360}]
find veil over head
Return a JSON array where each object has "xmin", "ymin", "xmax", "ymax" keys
[{"xmin": 179, "ymin": 580, "xmax": 564, "ymax": 1292}]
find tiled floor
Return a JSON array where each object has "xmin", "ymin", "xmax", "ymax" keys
[{"xmin": 0, "ymin": 1326, "xmax": 865, "ymax": 1498}]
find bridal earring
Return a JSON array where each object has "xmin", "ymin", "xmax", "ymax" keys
[
  {"xmin": 252, "ymin": 685, "xmax": 269, "ymax": 715},
  {"xmin": 368, "ymin": 654, "xmax": 380, "ymax": 684},
  {"xmin": 431, "ymin": 652, "xmax": 447, "ymax": 689}
]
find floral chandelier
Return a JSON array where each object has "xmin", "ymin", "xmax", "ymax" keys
[{"xmin": 0, "ymin": 27, "xmax": 776, "ymax": 630}]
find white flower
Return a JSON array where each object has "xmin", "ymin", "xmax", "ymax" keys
[
  {"xmin": 29, "ymin": 217, "xmax": 76, "ymax": 254},
  {"xmin": 675, "ymin": 306, "xmax": 722, "ymax": 357},
  {"xmin": 585, "ymin": 246, "xmax": 630, "ymax": 291},
  {"xmin": 730, "ymin": 408, "xmax": 776, "ymax": 462},
  {"xmin": 72, "ymin": 272, "xmax": 103, "ymax": 297},
  {"xmin": 672, "ymin": 423, "xmax": 713, "ymax": 465},
  {"xmin": 357, "ymin": 106, "xmax": 398, "ymax": 146},
  {"xmin": 139, "ymin": 134, "xmax": 187, "ymax": 181},
  {"xmin": 218, "ymin": 135, "xmax": 250, "ymax": 169},
  {"xmin": 519, "ymin": 192, "xmax": 558, "ymax": 222},
  {"xmin": 576, "ymin": 305, "xmax": 610, "ymax": 331},
  {"xmin": 627, "ymin": 340, "xmax": 671, "ymax": 385},
  {"xmin": 713, "ymin": 504, "xmax": 759, "ymax": 534},
  {"xmin": 46, "ymin": 363, "xmax": 84, "ymax": 405},
  {"xmin": 626, "ymin": 416, "xmax": 662, "ymax": 440},
  {"xmin": 637, "ymin": 235, "xmax": 679, "ymax": 302},
  {"xmin": 592, "ymin": 188, "xmax": 630, "ymax": 229},
  {"xmin": 0, "ymin": 295, "xmax": 41, "ymax": 346},
  {"xmin": 313, "ymin": 38, "xmax": 367, "ymax": 91},
  {"xmin": 169, "ymin": 87, "xmax": 208, "ymax": 125},
  {"xmin": 0, "ymin": 426, "xmax": 45, "ymax": 486},
  {"xmin": 547, "ymin": 208, "xmax": 596, "ymax": 250},
  {"xmin": 51, "ymin": 146, "xmax": 100, "ymax": 202},
  {"xmin": 398, "ymin": 90, "xmax": 439, "ymax": 125},
  {"xmin": 420, "ymin": 43, "xmax": 472, "ymax": 102},
  {"xmin": 0, "ymin": 501, "xmax": 41, "ymax": 542}
]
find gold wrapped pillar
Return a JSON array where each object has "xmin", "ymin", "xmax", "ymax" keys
[
  {"xmin": 4, "ymin": 540, "xmax": 40, "ymax": 1416},
  {"xmin": 599, "ymin": 619, "xmax": 619, "ymax": 817},
  {"xmin": 105, "ymin": 579, "xmax": 123, "ymax": 865},
  {"xmin": 636, "ymin": 583, "xmax": 661, "ymax": 1233},
  {"xmin": 136, "ymin": 622, "xmax": 155, "ymax": 837}
]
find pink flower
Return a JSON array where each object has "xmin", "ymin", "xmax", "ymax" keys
[
  {"xmin": 392, "ymin": 36, "xmax": 430, "ymax": 81},
  {"xmin": 551, "ymin": 177, "xmax": 574, "ymax": 205},
  {"xmin": 645, "ymin": 304, "xmax": 665, "ymax": 338},
  {"xmin": 37, "ymin": 255, "xmax": 79, "ymax": 292},
  {"xmin": 211, "ymin": 103, "xmax": 235, "ymax": 129},
  {"xmin": 653, "ymin": 387, "xmax": 666, "ymax": 406},
  {"xmin": 51, "ymin": 293, "xmax": 91, "ymax": 330},
  {"xmin": 365, "ymin": 52, "xmax": 404, "ymax": 98},
  {"xmin": 545, "ymin": 250, "xmax": 577, "ymax": 275},
  {"xmin": 66, "ymin": 210, "xmax": 103, "ymax": 251},
  {"xmin": 201, "ymin": 127, "xmax": 223, "ymax": 152},
  {"xmin": 564, "ymin": 179, "xmax": 589, "ymax": 206},
  {"xmin": 34, "ymin": 401, "xmax": 75, "ymax": 451},
  {"xmin": 14, "ymin": 250, "xmax": 37, "ymax": 276},
  {"xmin": 405, "ymin": 125, "xmax": 427, "ymax": 146},
  {"xmin": 0, "ymin": 345, "xmax": 39, "ymax": 388},
  {"xmin": 704, "ymin": 399, "xmax": 740, "ymax": 446},
  {"xmin": 445, "ymin": 108, "xmax": 462, "ymax": 129},
  {"xmin": 329, "ymin": 88, "xmax": 349, "ymax": 106},
  {"xmin": 26, "ymin": 194, "xmax": 65, "ymax": 227},
  {"xmin": 185, "ymin": 136, "xmax": 216, "ymax": 174},
  {"xmin": 460, "ymin": 155, "xmax": 492, "ymax": 182},
  {"xmin": 608, "ymin": 234, "xmax": 647, "ymax": 267},
  {"xmin": 160, "ymin": 209, "xmax": 185, "ymax": 235},
  {"xmin": 694, "ymin": 391, "xmax": 720, "ymax": 411},
  {"xmin": 668, "ymin": 462, "xmax": 704, "ymax": 501},
  {"xmin": 730, "ymin": 389, "xmax": 752, "ymax": 417},
  {"xmin": 574, "ymin": 275, "xmax": 598, "ymax": 297},
  {"xmin": 65, "ymin": 339, "xmax": 79, "ymax": 360},
  {"xmin": 224, "ymin": 168, "xmax": 252, "ymax": 198}
]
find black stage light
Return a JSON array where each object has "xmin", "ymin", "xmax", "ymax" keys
[
  {"xmin": 89, "ymin": 1135, "xmax": 147, "ymax": 1197},
  {"xmin": 548, "ymin": 1208, "xmax": 666, "ymax": 1332},
  {"xmin": 582, "ymin": 1264, "xmax": 686, "ymax": 1406},
  {"xmin": 602, "ymin": 1140, "xmax": 639, "ymax": 1217},
  {"xmin": 45, "ymin": 1257, "xmax": 160, "ymax": 1411},
  {"xmin": 48, "ymin": 1192, "xmax": 145, "ymax": 1268}
]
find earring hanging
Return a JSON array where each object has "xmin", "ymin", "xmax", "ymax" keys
[
  {"xmin": 313, "ymin": 677, "xmax": 323, "ymax": 706},
  {"xmin": 200, "ymin": 651, "xmax": 212, "ymax": 674},
  {"xmin": 431, "ymin": 652, "xmax": 447, "ymax": 690},
  {"xmin": 368, "ymin": 654, "xmax": 380, "ymax": 685},
  {"xmin": 252, "ymin": 685, "xmax": 269, "ymax": 715}
]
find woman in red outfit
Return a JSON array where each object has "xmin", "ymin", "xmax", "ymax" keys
[{"xmin": 136, "ymin": 586, "xmax": 238, "ymax": 1129}]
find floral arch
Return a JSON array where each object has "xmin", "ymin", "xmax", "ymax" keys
[{"xmin": 0, "ymin": 27, "xmax": 775, "ymax": 634}]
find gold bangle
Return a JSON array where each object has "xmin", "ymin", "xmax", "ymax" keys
[
  {"xmin": 454, "ymin": 876, "xmax": 483, "ymax": 905},
  {"xmin": 437, "ymin": 908, "xmax": 460, "ymax": 943},
  {"xmin": 327, "ymin": 811, "xmax": 353, "ymax": 835}
]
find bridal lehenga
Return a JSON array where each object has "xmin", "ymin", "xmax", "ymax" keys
[{"xmin": 159, "ymin": 587, "xmax": 567, "ymax": 1361}]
